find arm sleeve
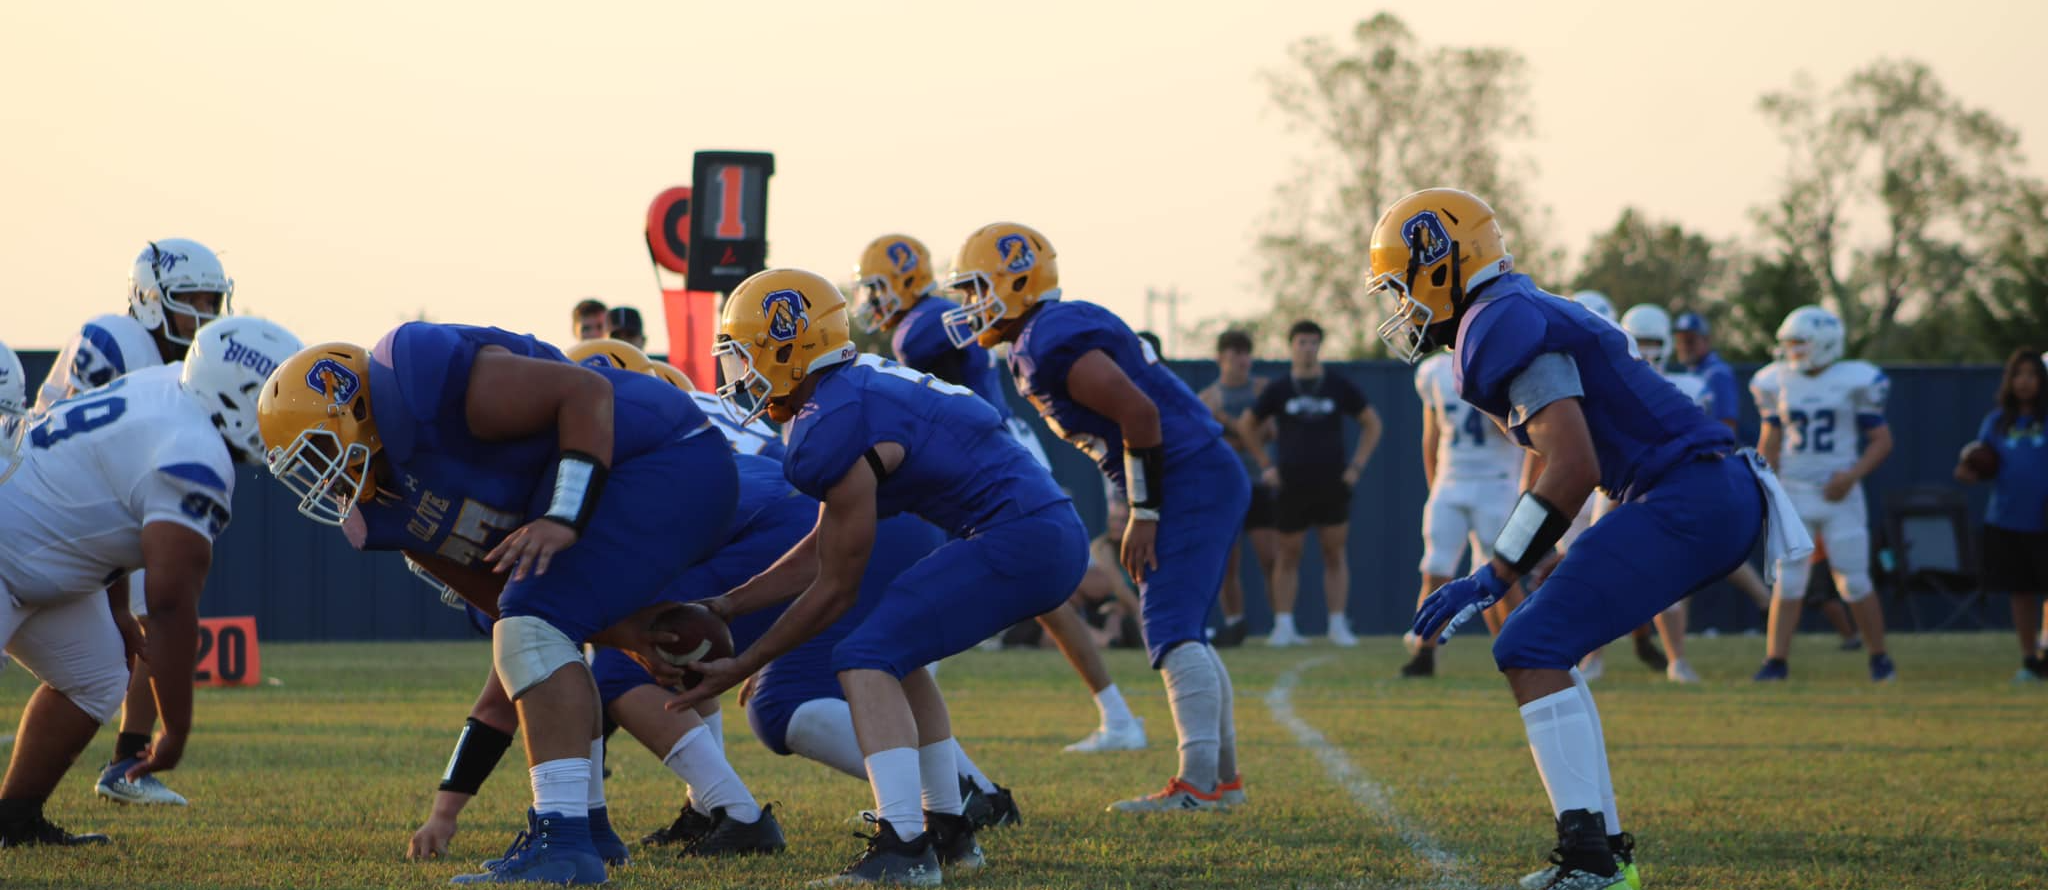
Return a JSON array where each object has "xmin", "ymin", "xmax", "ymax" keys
[
  {"xmin": 138, "ymin": 460, "xmax": 236, "ymax": 540},
  {"xmin": 1750, "ymin": 365, "xmax": 1780, "ymax": 425},
  {"xmin": 34, "ymin": 328, "xmax": 120, "ymax": 413},
  {"xmin": 1706, "ymin": 367, "xmax": 1739, "ymax": 424},
  {"xmin": 1854, "ymin": 368, "xmax": 1890, "ymax": 429},
  {"xmin": 784, "ymin": 405, "xmax": 876, "ymax": 501},
  {"xmin": 1504, "ymin": 352, "xmax": 1584, "ymax": 430},
  {"xmin": 1977, "ymin": 411, "xmax": 2001, "ymax": 446},
  {"xmin": 1251, "ymin": 377, "xmax": 1285, "ymax": 420},
  {"xmin": 1338, "ymin": 375, "xmax": 1370, "ymax": 415}
]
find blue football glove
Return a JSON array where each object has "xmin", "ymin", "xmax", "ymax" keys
[{"xmin": 1412, "ymin": 562, "xmax": 1509, "ymax": 645}]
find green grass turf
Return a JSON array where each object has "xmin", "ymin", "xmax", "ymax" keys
[{"xmin": 2, "ymin": 633, "xmax": 2043, "ymax": 888}]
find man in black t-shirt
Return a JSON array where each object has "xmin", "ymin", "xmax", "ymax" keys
[{"xmin": 1239, "ymin": 321, "xmax": 1382, "ymax": 647}]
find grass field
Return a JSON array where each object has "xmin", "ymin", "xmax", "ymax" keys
[{"xmin": 2, "ymin": 633, "xmax": 2043, "ymax": 889}]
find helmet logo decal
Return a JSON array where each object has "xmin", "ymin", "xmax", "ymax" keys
[
  {"xmin": 1402, "ymin": 212, "xmax": 1453, "ymax": 267},
  {"xmin": 996, "ymin": 234, "xmax": 1035, "ymax": 273},
  {"xmin": 149, "ymin": 243, "xmax": 189, "ymax": 276},
  {"xmin": 887, "ymin": 241, "xmax": 918, "ymax": 274},
  {"xmin": 577, "ymin": 355, "xmax": 615, "ymax": 370},
  {"xmin": 220, "ymin": 336, "xmax": 280, "ymax": 380},
  {"xmin": 306, "ymin": 358, "xmax": 361, "ymax": 404},
  {"xmin": 762, "ymin": 289, "xmax": 808, "ymax": 342}
]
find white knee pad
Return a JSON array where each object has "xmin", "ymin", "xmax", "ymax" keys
[
  {"xmin": 5, "ymin": 593, "xmax": 129, "ymax": 723},
  {"xmin": 1418, "ymin": 495, "xmax": 1469, "ymax": 577},
  {"xmin": 1824, "ymin": 527, "xmax": 1874, "ymax": 603},
  {"xmin": 494, "ymin": 615, "xmax": 583, "ymax": 699}
]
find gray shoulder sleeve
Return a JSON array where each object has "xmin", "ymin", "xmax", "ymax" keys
[{"xmin": 1506, "ymin": 352, "xmax": 1584, "ymax": 428}]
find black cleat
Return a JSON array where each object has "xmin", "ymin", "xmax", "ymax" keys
[
  {"xmin": 925, "ymin": 811, "xmax": 984, "ymax": 870},
  {"xmin": 1631, "ymin": 634, "xmax": 1668, "ymax": 672},
  {"xmin": 680, "ymin": 804, "xmax": 787, "ymax": 858},
  {"xmin": 641, "ymin": 805, "xmax": 716, "ymax": 847},
  {"xmin": 958, "ymin": 778, "xmax": 1022, "ymax": 831},
  {"xmin": 1212, "ymin": 619, "xmax": 1250, "ymax": 648},
  {"xmin": 0, "ymin": 815, "xmax": 111, "ymax": 848},
  {"xmin": 1399, "ymin": 648, "xmax": 1436, "ymax": 678},
  {"xmin": 812, "ymin": 816, "xmax": 940, "ymax": 886}
]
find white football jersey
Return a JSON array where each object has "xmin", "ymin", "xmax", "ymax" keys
[
  {"xmin": 689, "ymin": 390, "xmax": 782, "ymax": 456},
  {"xmin": 35, "ymin": 313, "xmax": 163, "ymax": 415},
  {"xmin": 1750, "ymin": 359, "xmax": 1889, "ymax": 486},
  {"xmin": 0, "ymin": 365, "xmax": 233, "ymax": 605},
  {"xmin": 1415, "ymin": 352, "xmax": 1520, "ymax": 484}
]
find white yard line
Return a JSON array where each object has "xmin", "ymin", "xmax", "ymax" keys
[{"xmin": 1264, "ymin": 654, "xmax": 1472, "ymax": 890}]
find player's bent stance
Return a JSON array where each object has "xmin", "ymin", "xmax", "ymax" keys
[
  {"xmin": 1377, "ymin": 189, "xmax": 1808, "ymax": 890},
  {"xmin": 259, "ymin": 324, "xmax": 738, "ymax": 885}
]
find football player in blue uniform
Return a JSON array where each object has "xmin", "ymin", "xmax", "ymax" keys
[
  {"xmin": 1375, "ymin": 189, "xmax": 1809, "ymax": 890},
  {"xmin": 258, "ymin": 324, "xmax": 739, "ymax": 886},
  {"xmin": 854, "ymin": 233, "xmax": 1146, "ymax": 754},
  {"xmin": 941, "ymin": 223, "xmax": 1250, "ymax": 813},
  {"xmin": 671, "ymin": 268, "xmax": 1089, "ymax": 886}
]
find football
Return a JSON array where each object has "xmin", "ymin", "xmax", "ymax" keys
[
  {"xmin": 1963, "ymin": 442, "xmax": 2001, "ymax": 479},
  {"xmin": 647, "ymin": 602, "xmax": 734, "ymax": 688}
]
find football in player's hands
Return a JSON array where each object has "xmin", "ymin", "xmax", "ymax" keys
[
  {"xmin": 1960, "ymin": 442, "xmax": 2000, "ymax": 480},
  {"xmin": 647, "ymin": 602, "xmax": 735, "ymax": 689}
]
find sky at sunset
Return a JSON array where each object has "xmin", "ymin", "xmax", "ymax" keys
[{"xmin": 3, "ymin": 0, "xmax": 2041, "ymax": 357}]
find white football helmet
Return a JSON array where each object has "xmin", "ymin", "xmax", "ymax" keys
[
  {"xmin": 1571, "ymin": 290, "xmax": 1617, "ymax": 322},
  {"xmin": 182, "ymin": 317, "xmax": 302, "ymax": 464},
  {"xmin": 1620, "ymin": 304, "xmax": 1673, "ymax": 365},
  {"xmin": 1776, "ymin": 305, "xmax": 1845, "ymax": 372},
  {"xmin": 0, "ymin": 340, "xmax": 27, "ymax": 475},
  {"xmin": 132, "ymin": 239, "xmax": 234, "ymax": 346}
]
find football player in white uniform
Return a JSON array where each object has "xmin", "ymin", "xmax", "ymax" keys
[
  {"xmin": 0, "ymin": 318, "xmax": 299, "ymax": 848},
  {"xmin": 1751, "ymin": 305, "xmax": 1896, "ymax": 682},
  {"xmin": 0, "ymin": 341, "xmax": 27, "ymax": 482},
  {"xmin": 31, "ymin": 239, "xmax": 234, "ymax": 807},
  {"xmin": 1402, "ymin": 349, "xmax": 1524, "ymax": 677},
  {"xmin": 1619, "ymin": 306, "xmax": 1713, "ymax": 683}
]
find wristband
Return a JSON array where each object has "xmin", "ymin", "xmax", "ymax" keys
[
  {"xmin": 1492, "ymin": 491, "xmax": 1571, "ymax": 575},
  {"xmin": 1124, "ymin": 444, "xmax": 1166, "ymax": 521},
  {"xmin": 543, "ymin": 451, "xmax": 609, "ymax": 533},
  {"xmin": 438, "ymin": 717, "xmax": 514, "ymax": 795}
]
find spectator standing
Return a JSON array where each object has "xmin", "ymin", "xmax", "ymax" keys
[
  {"xmin": 1956, "ymin": 348, "xmax": 2048, "ymax": 681},
  {"xmin": 572, "ymin": 298, "xmax": 608, "ymax": 341},
  {"xmin": 1197, "ymin": 330, "xmax": 1274, "ymax": 647},
  {"xmin": 1240, "ymin": 321, "xmax": 1382, "ymax": 647},
  {"xmin": 606, "ymin": 306, "xmax": 647, "ymax": 350}
]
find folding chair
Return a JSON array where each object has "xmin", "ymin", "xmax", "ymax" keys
[{"xmin": 1880, "ymin": 485, "xmax": 1989, "ymax": 631}]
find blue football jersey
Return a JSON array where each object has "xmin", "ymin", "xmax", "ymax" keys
[
  {"xmin": 782, "ymin": 354, "xmax": 1068, "ymax": 537},
  {"xmin": 891, "ymin": 297, "xmax": 1012, "ymax": 420},
  {"xmin": 1455, "ymin": 274, "xmax": 1734, "ymax": 501},
  {"xmin": 352, "ymin": 455, "xmax": 540, "ymax": 569},
  {"xmin": 1007, "ymin": 300, "xmax": 1222, "ymax": 492}
]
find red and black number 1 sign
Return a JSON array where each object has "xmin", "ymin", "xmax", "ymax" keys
[{"xmin": 688, "ymin": 151, "xmax": 775, "ymax": 294}]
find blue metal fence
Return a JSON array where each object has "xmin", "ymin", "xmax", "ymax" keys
[{"xmin": 12, "ymin": 349, "xmax": 2004, "ymax": 641}]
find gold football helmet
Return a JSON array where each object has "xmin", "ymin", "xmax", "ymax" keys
[
  {"xmin": 940, "ymin": 222, "xmax": 1060, "ymax": 348},
  {"xmin": 1367, "ymin": 188, "xmax": 1514, "ymax": 363},
  {"xmin": 646, "ymin": 361, "xmax": 695, "ymax": 391},
  {"xmin": 714, "ymin": 269, "xmax": 855, "ymax": 425},
  {"xmin": 259, "ymin": 343, "xmax": 382, "ymax": 525},
  {"xmin": 566, "ymin": 339, "xmax": 655, "ymax": 374},
  {"xmin": 853, "ymin": 234, "xmax": 936, "ymax": 334}
]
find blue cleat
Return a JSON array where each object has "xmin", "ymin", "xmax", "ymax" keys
[
  {"xmin": 589, "ymin": 806, "xmax": 629, "ymax": 867},
  {"xmin": 1751, "ymin": 659, "xmax": 1789, "ymax": 682},
  {"xmin": 454, "ymin": 813, "xmax": 607, "ymax": 885},
  {"xmin": 479, "ymin": 810, "xmax": 536, "ymax": 871},
  {"xmin": 1869, "ymin": 653, "xmax": 1897, "ymax": 683}
]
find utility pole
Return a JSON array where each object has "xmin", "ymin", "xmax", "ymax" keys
[{"xmin": 1143, "ymin": 286, "xmax": 1183, "ymax": 357}]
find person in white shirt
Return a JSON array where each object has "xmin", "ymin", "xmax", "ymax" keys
[
  {"xmin": 0, "ymin": 318, "xmax": 299, "ymax": 848},
  {"xmin": 1750, "ymin": 305, "xmax": 1896, "ymax": 683},
  {"xmin": 31, "ymin": 239, "xmax": 233, "ymax": 807}
]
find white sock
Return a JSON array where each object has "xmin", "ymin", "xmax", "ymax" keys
[
  {"xmin": 1204, "ymin": 644, "xmax": 1239, "ymax": 782},
  {"xmin": 1570, "ymin": 668, "xmax": 1621, "ymax": 832},
  {"xmin": 1161, "ymin": 643, "xmax": 1222, "ymax": 791},
  {"xmin": 1274, "ymin": 614, "xmax": 1297, "ymax": 637},
  {"xmin": 918, "ymin": 740, "xmax": 963, "ymax": 816},
  {"xmin": 1329, "ymin": 612, "xmax": 1349, "ymax": 632},
  {"xmin": 530, "ymin": 758, "xmax": 590, "ymax": 819},
  {"xmin": 1224, "ymin": 612, "xmax": 1244, "ymax": 626},
  {"xmin": 1520, "ymin": 688, "xmax": 1606, "ymax": 818},
  {"xmin": 1094, "ymin": 684, "xmax": 1137, "ymax": 731},
  {"xmin": 951, "ymin": 738, "xmax": 998, "ymax": 794},
  {"xmin": 704, "ymin": 710, "xmax": 725, "ymax": 752},
  {"xmin": 864, "ymin": 747, "xmax": 924, "ymax": 840},
  {"xmin": 785, "ymin": 698, "xmax": 866, "ymax": 780},
  {"xmin": 662, "ymin": 725, "xmax": 760, "ymax": 823},
  {"xmin": 586, "ymin": 738, "xmax": 606, "ymax": 810}
]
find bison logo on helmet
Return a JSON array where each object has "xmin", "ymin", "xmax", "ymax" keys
[
  {"xmin": 148, "ymin": 242, "xmax": 188, "ymax": 275},
  {"xmin": 763, "ymin": 289, "xmax": 808, "ymax": 342},
  {"xmin": 1402, "ymin": 211, "xmax": 1453, "ymax": 268},
  {"xmin": 306, "ymin": 358, "xmax": 361, "ymax": 404},
  {"xmin": 996, "ymin": 234, "xmax": 1035, "ymax": 274},
  {"xmin": 887, "ymin": 241, "xmax": 919, "ymax": 274}
]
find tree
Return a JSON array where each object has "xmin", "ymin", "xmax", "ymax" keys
[
  {"xmin": 1569, "ymin": 208, "xmax": 1730, "ymax": 316},
  {"xmin": 1962, "ymin": 180, "xmax": 2048, "ymax": 360},
  {"xmin": 1753, "ymin": 60, "xmax": 2024, "ymax": 360},
  {"xmin": 1718, "ymin": 249, "xmax": 1824, "ymax": 363},
  {"xmin": 1253, "ymin": 12, "xmax": 1560, "ymax": 358}
]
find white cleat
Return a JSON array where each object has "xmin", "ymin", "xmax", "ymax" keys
[
  {"xmin": 1064, "ymin": 719, "xmax": 1147, "ymax": 753},
  {"xmin": 1266, "ymin": 626, "xmax": 1306, "ymax": 648},
  {"xmin": 1107, "ymin": 778, "xmax": 1228, "ymax": 813},
  {"xmin": 95, "ymin": 759, "xmax": 189, "ymax": 806},
  {"xmin": 1665, "ymin": 659, "xmax": 1700, "ymax": 684},
  {"xmin": 1327, "ymin": 621, "xmax": 1359, "ymax": 648}
]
